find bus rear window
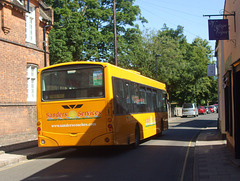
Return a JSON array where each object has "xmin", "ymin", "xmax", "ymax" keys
[{"xmin": 41, "ymin": 65, "xmax": 104, "ymax": 101}]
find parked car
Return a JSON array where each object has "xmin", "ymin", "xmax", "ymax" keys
[
  {"xmin": 208, "ymin": 106, "xmax": 215, "ymax": 113},
  {"xmin": 182, "ymin": 103, "xmax": 198, "ymax": 117},
  {"xmin": 204, "ymin": 106, "xmax": 210, "ymax": 114},
  {"xmin": 198, "ymin": 106, "xmax": 206, "ymax": 115},
  {"xmin": 210, "ymin": 105, "xmax": 217, "ymax": 112}
]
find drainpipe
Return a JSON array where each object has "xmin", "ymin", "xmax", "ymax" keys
[
  {"xmin": 43, "ymin": 22, "xmax": 51, "ymax": 67},
  {"xmin": 27, "ymin": 0, "xmax": 29, "ymax": 12}
]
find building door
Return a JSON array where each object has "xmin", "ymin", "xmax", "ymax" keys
[
  {"xmin": 224, "ymin": 72, "xmax": 232, "ymax": 136},
  {"xmin": 233, "ymin": 64, "xmax": 240, "ymax": 159}
]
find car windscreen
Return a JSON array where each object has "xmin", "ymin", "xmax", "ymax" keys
[
  {"xmin": 41, "ymin": 65, "xmax": 104, "ymax": 101},
  {"xmin": 183, "ymin": 103, "xmax": 193, "ymax": 108}
]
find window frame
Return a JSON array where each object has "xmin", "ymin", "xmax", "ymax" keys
[
  {"xmin": 27, "ymin": 64, "xmax": 38, "ymax": 102},
  {"xmin": 41, "ymin": 65, "xmax": 105, "ymax": 101},
  {"xmin": 25, "ymin": 4, "xmax": 36, "ymax": 44},
  {"xmin": 17, "ymin": 0, "xmax": 23, "ymax": 5}
]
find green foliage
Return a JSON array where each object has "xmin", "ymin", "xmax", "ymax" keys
[
  {"xmin": 45, "ymin": 0, "xmax": 146, "ymax": 64},
  {"xmin": 137, "ymin": 25, "xmax": 218, "ymax": 105},
  {"xmin": 45, "ymin": 0, "xmax": 218, "ymax": 105}
]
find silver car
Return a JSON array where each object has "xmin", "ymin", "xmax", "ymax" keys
[{"xmin": 182, "ymin": 103, "xmax": 199, "ymax": 117}]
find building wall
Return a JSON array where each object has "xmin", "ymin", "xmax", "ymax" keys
[
  {"xmin": 223, "ymin": 0, "xmax": 240, "ymax": 71},
  {"xmin": 217, "ymin": 0, "xmax": 240, "ymax": 158},
  {"xmin": 216, "ymin": 40, "xmax": 226, "ymax": 134},
  {"xmin": 0, "ymin": 41, "xmax": 45, "ymax": 102},
  {"xmin": 0, "ymin": 5, "xmax": 25, "ymax": 44},
  {"xmin": 0, "ymin": 1, "xmax": 51, "ymax": 146},
  {"xmin": 0, "ymin": 104, "xmax": 37, "ymax": 145},
  {"xmin": 224, "ymin": 0, "xmax": 238, "ymax": 150}
]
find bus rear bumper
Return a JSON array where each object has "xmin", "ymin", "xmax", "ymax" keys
[
  {"xmin": 38, "ymin": 136, "xmax": 59, "ymax": 147},
  {"xmin": 38, "ymin": 133, "xmax": 114, "ymax": 147},
  {"xmin": 90, "ymin": 133, "xmax": 114, "ymax": 146}
]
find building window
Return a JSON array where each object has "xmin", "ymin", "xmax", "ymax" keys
[
  {"xmin": 17, "ymin": 0, "xmax": 23, "ymax": 5},
  {"xmin": 25, "ymin": 5, "xmax": 36, "ymax": 44},
  {"xmin": 27, "ymin": 64, "xmax": 37, "ymax": 101}
]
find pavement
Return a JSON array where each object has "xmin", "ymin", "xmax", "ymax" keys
[
  {"xmin": 0, "ymin": 117, "xmax": 240, "ymax": 181},
  {"xmin": 0, "ymin": 141, "xmax": 67, "ymax": 168},
  {"xmin": 194, "ymin": 128, "xmax": 240, "ymax": 181}
]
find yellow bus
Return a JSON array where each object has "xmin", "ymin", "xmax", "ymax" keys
[{"xmin": 37, "ymin": 61, "xmax": 168, "ymax": 147}]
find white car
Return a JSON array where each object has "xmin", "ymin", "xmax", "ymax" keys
[{"xmin": 182, "ymin": 103, "xmax": 199, "ymax": 117}]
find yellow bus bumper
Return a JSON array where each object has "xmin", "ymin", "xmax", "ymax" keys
[{"xmin": 38, "ymin": 133, "xmax": 114, "ymax": 147}]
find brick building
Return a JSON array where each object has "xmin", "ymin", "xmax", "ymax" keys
[{"xmin": 0, "ymin": 0, "xmax": 53, "ymax": 146}]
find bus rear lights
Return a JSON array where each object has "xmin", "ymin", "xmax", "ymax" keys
[
  {"xmin": 37, "ymin": 121, "xmax": 41, "ymax": 126},
  {"xmin": 41, "ymin": 139, "xmax": 45, "ymax": 144},
  {"xmin": 108, "ymin": 124, "xmax": 113, "ymax": 132},
  {"xmin": 108, "ymin": 118, "xmax": 112, "ymax": 122},
  {"xmin": 108, "ymin": 124, "xmax": 113, "ymax": 128},
  {"xmin": 37, "ymin": 127, "xmax": 41, "ymax": 134},
  {"xmin": 105, "ymin": 137, "xmax": 110, "ymax": 143}
]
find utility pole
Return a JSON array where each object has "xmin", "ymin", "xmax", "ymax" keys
[{"xmin": 113, "ymin": 0, "xmax": 117, "ymax": 66}]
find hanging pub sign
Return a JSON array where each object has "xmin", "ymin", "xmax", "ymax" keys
[
  {"xmin": 208, "ymin": 19, "xmax": 229, "ymax": 40},
  {"xmin": 207, "ymin": 64, "xmax": 216, "ymax": 76}
]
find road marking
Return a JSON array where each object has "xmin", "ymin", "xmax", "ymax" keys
[
  {"xmin": 0, "ymin": 159, "xmax": 33, "ymax": 172},
  {"xmin": 180, "ymin": 140, "xmax": 192, "ymax": 181}
]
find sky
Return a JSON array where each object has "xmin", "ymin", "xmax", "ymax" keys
[{"xmin": 134, "ymin": 0, "xmax": 225, "ymax": 51}]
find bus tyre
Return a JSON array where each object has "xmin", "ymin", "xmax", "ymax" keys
[{"xmin": 133, "ymin": 125, "xmax": 140, "ymax": 148}]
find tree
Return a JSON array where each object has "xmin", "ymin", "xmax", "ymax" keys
[
  {"xmin": 45, "ymin": 0, "xmax": 218, "ymax": 105},
  {"xmin": 183, "ymin": 38, "xmax": 213, "ymax": 105},
  {"xmin": 139, "ymin": 25, "xmax": 187, "ymax": 103},
  {"xmin": 45, "ymin": 0, "xmax": 147, "ymax": 65},
  {"xmin": 138, "ymin": 25, "xmax": 217, "ymax": 106}
]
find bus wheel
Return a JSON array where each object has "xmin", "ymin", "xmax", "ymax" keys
[{"xmin": 133, "ymin": 124, "xmax": 140, "ymax": 148}]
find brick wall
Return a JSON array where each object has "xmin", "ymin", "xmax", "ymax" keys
[
  {"xmin": 0, "ymin": 5, "xmax": 25, "ymax": 44},
  {"xmin": 0, "ymin": 41, "xmax": 45, "ymax": 103},
  {"xmin": 0, "ymin": 1, "xmax": 51, "ymax": 146},
  {"xmin": 0, "ymin": 104, "xmax": 37, "ymax": 146}
]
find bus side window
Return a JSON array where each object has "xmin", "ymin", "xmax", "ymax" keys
[
  {"xmin": 130, "ymin": 83, "xmax": 139, "ymax": 113},
  {"xmin": 152, "ymin": 89, "xmax": 157, "ymax": 112},
  {"xmin": 138, "ymin": 87, "xmax": 147, "ymax": 113},
  {"xmin": 124, "ymin": 81, "xmax": 133, "ymax": 113},
  {"xmin": 159, "ymin": 90, "xmax": 163, "ymax": 112},
  {"xmin": 162, "ymin": 92, "xmax": 167, "ymax": 112},
  {"xmin": 157, "ymin": 90, "xmax": 161, "ymax": 112},
  {"xmin": 158, "ymin": 90, "xmax": 167, "ymax": 112},
  {"xmin": 146, "ymin": 88, "xmax": 153, "ymax": 112},
  {"xmin": 113, "ymin": 78, "xmax": 123, "ymax": 115}
]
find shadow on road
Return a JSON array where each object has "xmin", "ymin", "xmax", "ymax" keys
[{"xmin": 21, "ymin": 116, "xmax": 218, "ymax": 181}]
